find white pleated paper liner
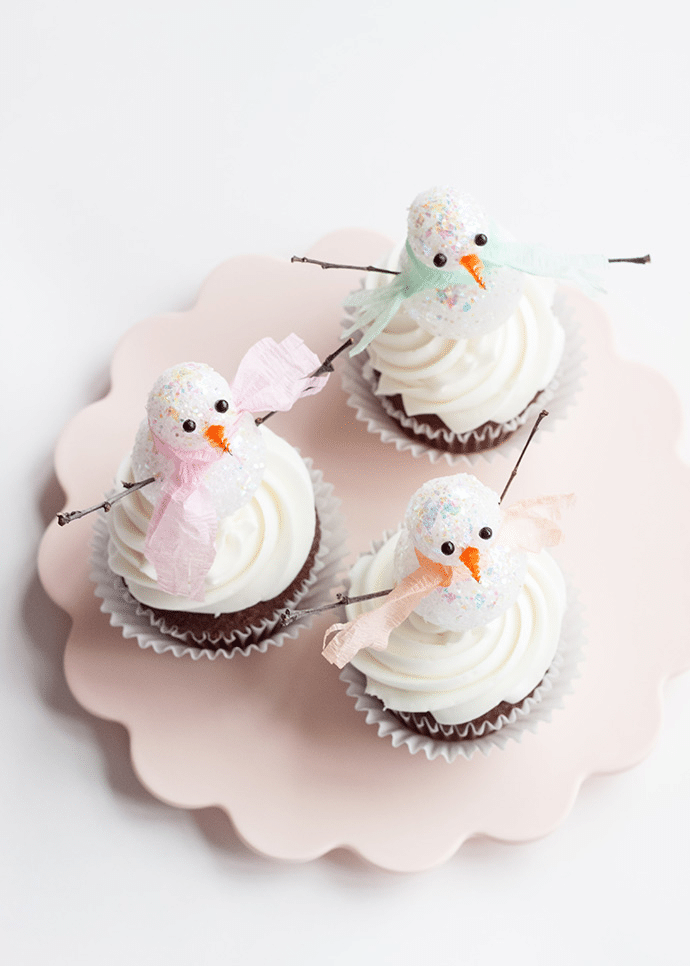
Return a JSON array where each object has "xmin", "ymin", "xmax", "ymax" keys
[
  {"xmin": 341, "ymin": 292, "xmax": 585, "ymax": 466},
  {"xmin": 339, "ymin": 577, "xmax": 584, "ymax": 763},
  {"xmin": 92, "ymin": 460, "xmax": 347, "ymax": 660}
]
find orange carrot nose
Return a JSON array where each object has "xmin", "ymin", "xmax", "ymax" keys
[
  {"xmin": 204, "ymin": 423, "xmax": 231, "ymax": 453},
  {"xmin": 460, "ymin": 253, "xmax": 486, "ymax": 289},
  {"xmin": 459, "ymin": 546, "xmax": 481, "ymax": 582}
]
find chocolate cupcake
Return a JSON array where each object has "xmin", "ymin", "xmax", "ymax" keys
[
  {"xmin": 340, "ymin": 186, "xmax": 590, "ymax": 461},
  {"xmin": 322, "ymin": 473, "xmax": 581, "ymax": 761},
  {"xmin": 93, "ymin": 345, "xmax": 345, "ymax": 659}
]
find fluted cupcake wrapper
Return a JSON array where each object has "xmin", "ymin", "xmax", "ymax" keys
[
  {"xmin": 92, "ymin": 460, "xmax": 347, "ymax": 660},
  {"xmin": 341, "ymin": 292, "xmax": 584, "ymax": 465},
  {"xmin": 339, "ymin": 575, "xmax": 584, "ymax": 763}
]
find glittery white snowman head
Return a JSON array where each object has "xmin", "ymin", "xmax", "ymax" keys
[
  {"xmin": 132, "ymin": 362, "xmax": 266, "ymax": 518},
  {"xmin": 393, "ymin": 473, "xmax": 526, "ymax": 631},
  {"xmin": 402, "ymin": 186, "xmax": 524, "ymax": 339},
  {"xmin": 145, "ymin": 362, "xmax": 238, "ymax": 452}
]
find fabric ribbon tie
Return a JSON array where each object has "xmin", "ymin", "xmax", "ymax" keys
[
  {"xmin": 482, "ymin": 222, "xmax": 608, "ymax": 299},
  {"xmin": 342, "ymin": 231, "xmax": 608, "ymax": 354},
  {"xmin": 145, "ymin": 436, "xmax": 225, "ymax": 602}
]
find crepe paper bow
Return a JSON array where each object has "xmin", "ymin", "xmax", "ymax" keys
[
  {"xmin": 498, "ymin": 493, "xmax": 575, "ymax": 553},
  {"xmin": 321, "ymin": 493, "xmax": 574, "ymax": 669},
  {"xmin": 342, "ymin": 231, "xmax": 608, "ymax": 355},
  {"xmin": 230, "ymin": 333, "xmax": 329, "ymax": 413},
  {"xmin": 145, "ymin": 436, "xmax": 225, "ymax": 601}
]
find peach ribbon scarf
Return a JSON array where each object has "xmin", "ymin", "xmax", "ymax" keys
[
  {"xmin": 145, "ymin": 335, "xmax": 330, "ymax": 600},
  {"xmin": 322, "ymin": 551, "xmax": 464, "ymax": 669}
]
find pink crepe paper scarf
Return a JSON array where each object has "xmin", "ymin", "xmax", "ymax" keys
[
  {"xmin": 145, "ymin": 438, "xmax": 224, "ymax": 602},
  {"xmin": 322, "ymin": 494, "xmax": 574, "ymax": 669},
  {"xmin": 145, "ymin": 335, "xmax": 330, "ymax": 600},
  {"xmin": 230, "ymin": 333, "xmax": 328, "ymax": 414}
]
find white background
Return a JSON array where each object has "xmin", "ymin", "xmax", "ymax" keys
[{"xmin": 2, "ymin": 1, "xmax": 689, "ymax": 963}]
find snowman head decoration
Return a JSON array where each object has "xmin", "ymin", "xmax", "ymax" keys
[
  {"xmin": 401, "ymin": 186, "xmax": 524, "ymax": 339},
  {"xmin": 133, "ymin": 361, "xmax": 266, "ymax": 520},
  {"xmin": 393, "ymin": 474, "xmax": 527, "ymax": 631},
  {"xmin": 146, "ymin": 362, "xmax": 238, "ymax": 452}
]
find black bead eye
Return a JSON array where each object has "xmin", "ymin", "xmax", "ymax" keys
[
  {"xmin": 182, "ymin": 419, "xmax": 196, "ymax": 433},
  {"xmin": 478, "ymin": 527, "xmax": 492, "ymax": 540},
  {"xmin": 215, "ymin": 399, "xmax": 229, "ymax": 413},
  {"xmin": 474, "ymin": 233, "xmax": 488, "ymax": 247},
  {"xmin": 441, "ymin": 541, "xmax": 455, "ymax": 556},
  {"xmin": 433, "ymin": 253, "xmax": 447, "ymax": 267}
]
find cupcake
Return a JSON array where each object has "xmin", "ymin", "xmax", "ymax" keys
[
  {"xmin": 322, "ymin": 472, "xmax": 579, "ymax": 761},
  {"xmin": 340, "ymin": 186, "xmax": 598, "ymax": 459},
  {"xmin": 90, "ymin": 336, "xmax": 345, "ymax": 658}
]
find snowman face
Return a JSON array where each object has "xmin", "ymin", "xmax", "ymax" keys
[
  {"xmin": 403, "ymin": 474, "xmax": 500, "ymax": 567},
  {"xmin": 403, "ymin": 186, "xmax": 524, "ymax": 339},
  {"xmin": 407, "ymin": 186, "xmax": 488, "ymax": 271},
  {"xmin": 393, "ymin": 473, "xmax": 526, "ymax": 631},
  {"xmin": 146, "ymin": 362, "xmax": 239, "ymax": 452},
  {"xmin": 132, "ymin": 361, "xmax": 267, "ymax": 519}
]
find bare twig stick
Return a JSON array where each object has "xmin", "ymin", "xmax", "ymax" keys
[
  {"xmin": 291, "ymin": 255, "xmax": 400, "ymax": 276},
  {"xmin": 255, "ymin": 338, "xmax": 354, "ymax": 426},
  {"xmin": 57, "ymin": 476, "xmax": 156, "ymax": 526},
  {"xmin": 499, "ymin": 411, "xmax": 549, "ymax": 504},
  {"xmin": 309, "ymin": 337, "xmax": 354, "ymax": 377},
  {"xmin": 280, "ymin": 588, "xmax": 393, "ymax": 627},
  {"xmin": 294, "ymin": 253, "xmax": 650, "ymax": 276}
]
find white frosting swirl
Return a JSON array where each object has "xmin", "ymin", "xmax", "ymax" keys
[
  {"xmin": 359, "ymin": 246, "xmax": 564, "ymax": 434},
  {"xmin": 106, "ymin": 427, "xmax": 316, "ymax": 615},
  {"xmin": 348, "ymin": 532, "xmax": 566, "ymax": 725}
]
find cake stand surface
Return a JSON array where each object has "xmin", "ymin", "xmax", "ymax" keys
[{"xmin": 38, "ymin": 230, "xmax": 690, "ymax": 872}]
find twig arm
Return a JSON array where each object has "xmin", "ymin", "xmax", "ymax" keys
[
  {"xmin": 280, "ymin": 588, "xmax": 393, "ymax": 627},
  {"xmin": 294, "ymin": 253, "xmax": 650, "ymax": 271},
  {"xmin": 57, "ymin": 476, "xmax": 156, "ymax": 526},
  {"xmin": 309, "ymin": 337, "xmax": 354, "ymax": 377},
  {"xmin": 291, "ymin": 255, "xmax": 400, "ymax": 276},
  {"xmin": 499, "ymin": 411, "xmax": 549, "ymax": 504}
]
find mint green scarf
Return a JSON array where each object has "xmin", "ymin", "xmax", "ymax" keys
[{"xmin": 343, "ymin": 232, "xmax": 607, "ymax": 355}]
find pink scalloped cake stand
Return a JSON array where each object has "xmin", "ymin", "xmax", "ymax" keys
[{"xmin": 38, "ymin": 230, "xmax": 690, "ymax": 872}]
